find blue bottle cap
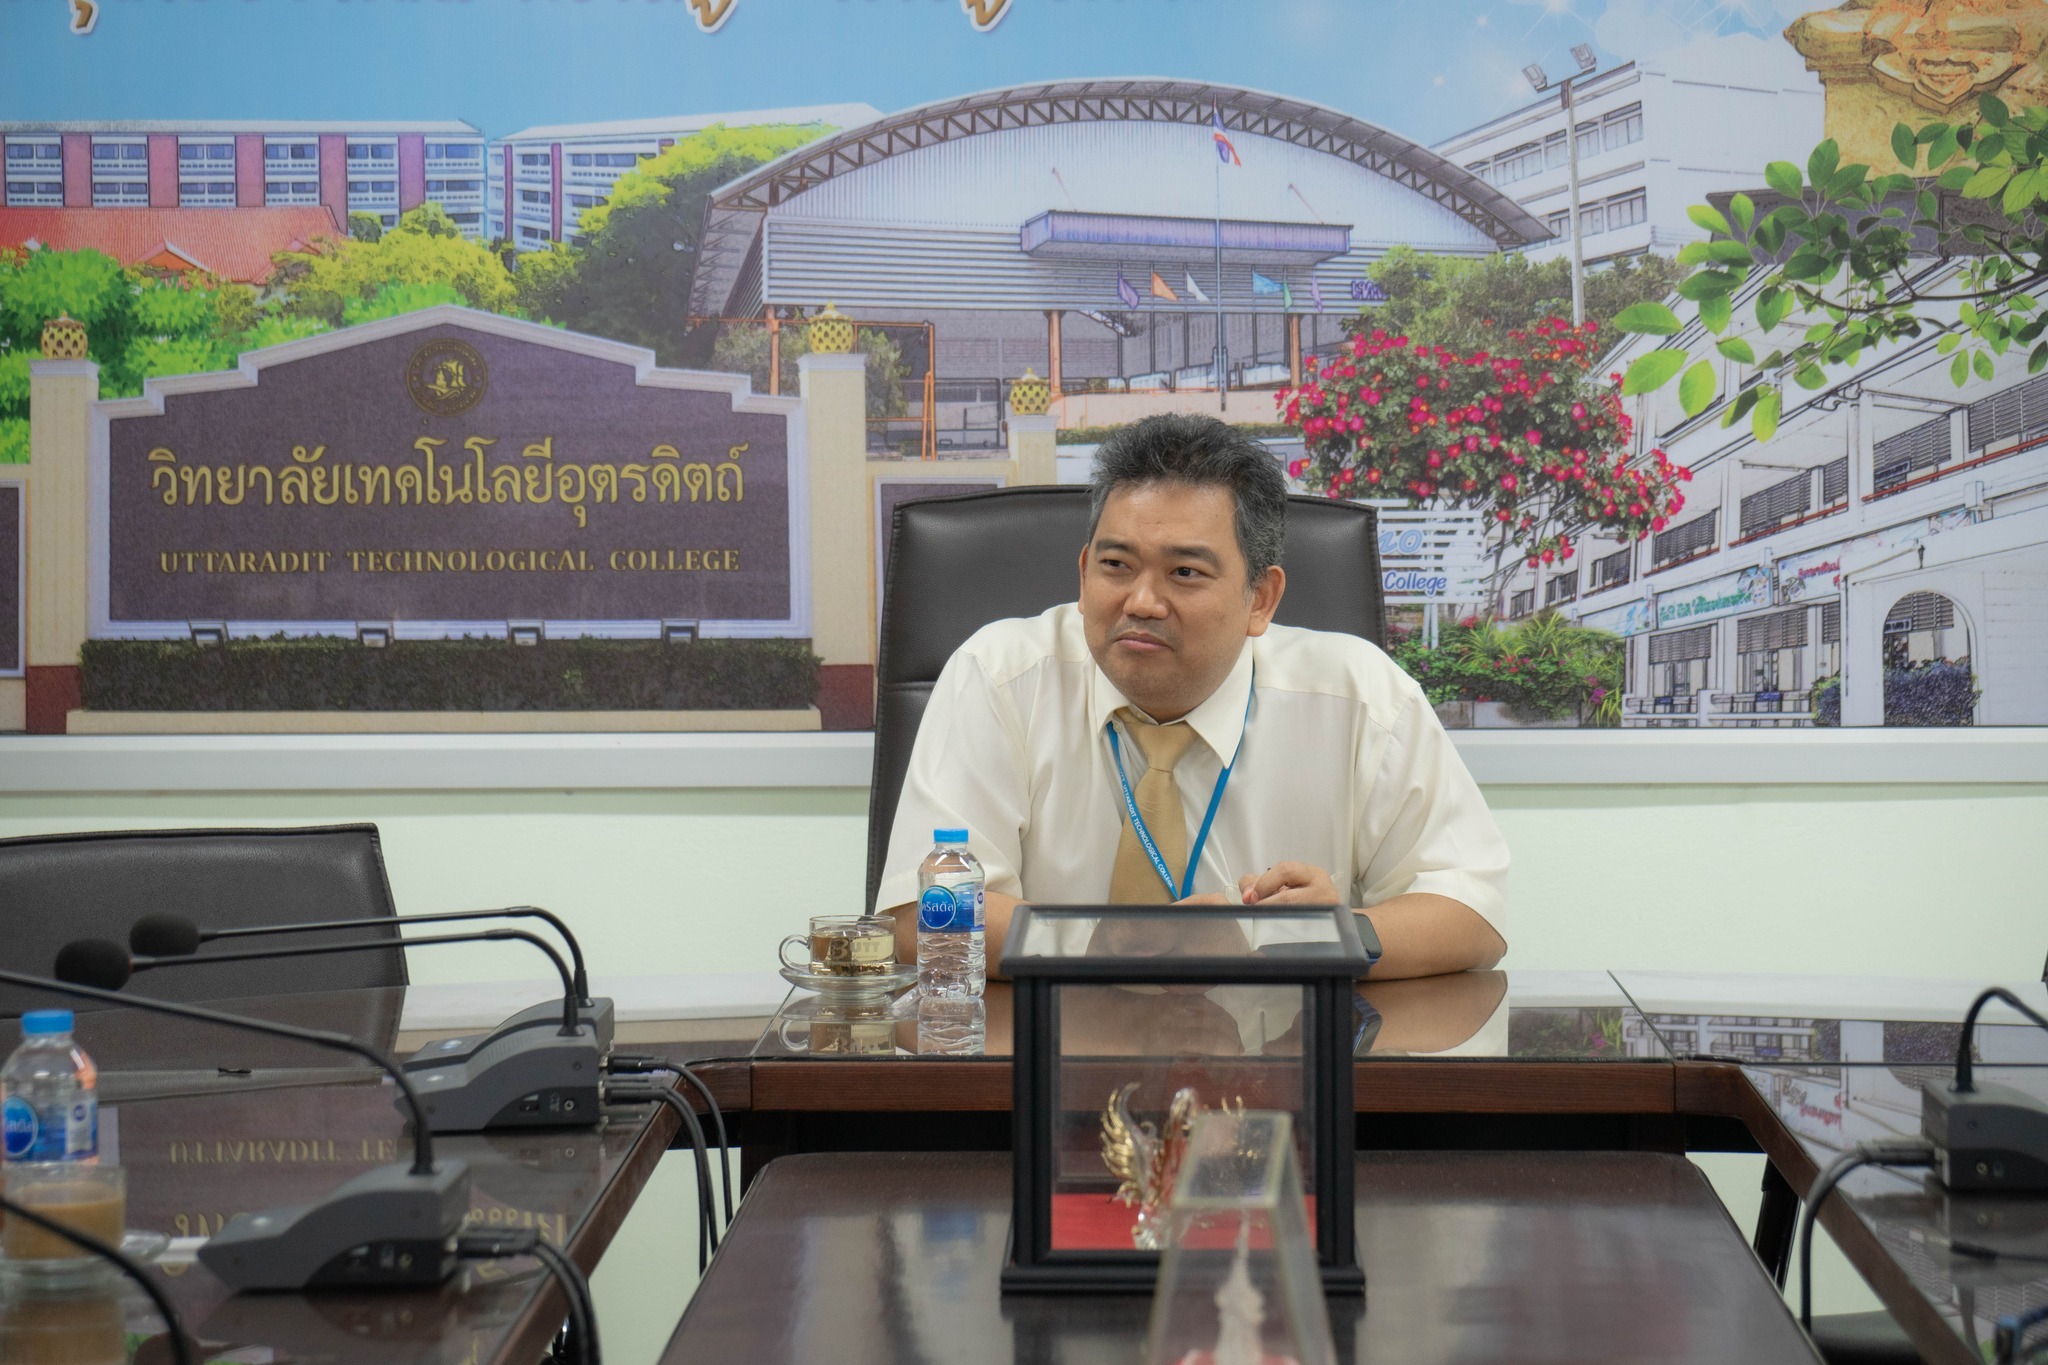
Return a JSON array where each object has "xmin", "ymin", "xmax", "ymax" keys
[
  {"xmin": 20, "ymin": 1010, "xmax": 73, "ymax": 1036},
  {"xmin": 934, "ymin": 828, "xmax": 969, "ymax": 844}
]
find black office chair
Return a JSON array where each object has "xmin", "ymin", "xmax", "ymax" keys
[
  {"xmin": 866, "ymin": 484, "xmax": 1384, "ymax": 911},
  {"xmin": 0, "ymin": 824, "xmax": 409, "ymax": 1018}
]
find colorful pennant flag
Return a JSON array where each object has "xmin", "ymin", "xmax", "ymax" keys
[
  {"xmin": 1282, "ymin": 279, "xmax": 1294, "ymax": 311},
  {"xmin": 1116, "ymin": 270, "xmax": 1140, "ymax": 310},
  {"xmin": 1211, "ymin": 105, "xmax": 1241, "ymax": 167},
  {"xmin": 1150, "ymin": 272, "xmax": 1179, "ymax": 302},
  {"xmin": 1251, "ymin": 272, "xmax": 1282, "ymax": 295},
  {"xmin": 1183, "ymin": 272, "xmax": 1210, "ymax": 304},
  {"xmin": 1312, "ymin": 276, "xmax": 1325, "ymax": 313}
]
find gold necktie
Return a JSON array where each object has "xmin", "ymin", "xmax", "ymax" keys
[{"xmin": 1107, "ymin": 709, "xmax": 1199, "ymax": 904}]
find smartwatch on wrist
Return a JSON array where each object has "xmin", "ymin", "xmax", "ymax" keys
[{"xmin": 1353, "ymin": 909, "xmax": 1384, "ymax": 974}]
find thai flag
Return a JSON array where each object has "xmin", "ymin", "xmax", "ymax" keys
[{"xmin": 1211, "ymin": 106, "xmax": 1241, "ymax": 167}]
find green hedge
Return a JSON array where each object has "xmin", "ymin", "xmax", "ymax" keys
[{"xmin": 80, "ymin": 637, "xmax": 820, "ymax": 712}]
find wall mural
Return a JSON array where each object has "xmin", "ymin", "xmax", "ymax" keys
[{"xmin": 2, "ymin": 0, "xmax": 2043, "ymax": 736}]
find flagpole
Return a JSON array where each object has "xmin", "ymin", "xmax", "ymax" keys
[{"xmin": 1214, "ymin": 132, "xmax": 1227, "ymax": 412}]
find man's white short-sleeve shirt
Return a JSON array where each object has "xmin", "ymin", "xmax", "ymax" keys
[{"xmin": 876, "ymin": 603, "xmax": 1509, "ymax": 938}]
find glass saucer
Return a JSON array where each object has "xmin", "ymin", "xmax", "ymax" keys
[{"xmin": 778, "ymin": 964, "xmax": 919, "ymax": 997}]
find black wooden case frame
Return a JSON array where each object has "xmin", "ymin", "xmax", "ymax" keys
[{"xmin": 998, "ymin": 903, "xmax": 1370, "ymax": 1295}]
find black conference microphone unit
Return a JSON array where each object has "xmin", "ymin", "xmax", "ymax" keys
[
  {"xmin": 1794, "ymin": 985, "xmax": 2048, "ymax": 1334},
  {"xmin": 128, "ymin": 905, "xmax": 617, "ymax": 1060},
  {"xmin": 56, "ymin": 933, "xmax": 602, "ymax": 1133},
  {"xmin": 0, "ymin": 965, "xmax": 468, "ymax": 1293},
  {"xmin": 1922, "ymin": 986, "xmax": 2048, "ymax": 1192}
]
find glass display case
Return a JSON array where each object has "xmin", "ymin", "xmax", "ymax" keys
[{"xmin": 998, "ymin": 905, "xmax": 1370, "ymax": 1294}]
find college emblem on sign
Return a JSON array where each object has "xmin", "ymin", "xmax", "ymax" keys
[{"xmin": 405, "ymin": 338, "xmax": 488, "ymax": 417}]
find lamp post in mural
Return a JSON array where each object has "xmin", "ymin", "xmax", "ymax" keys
[{"xmin": 1523, "ymin": 44, "xmax": 1600, "ymax": 327}]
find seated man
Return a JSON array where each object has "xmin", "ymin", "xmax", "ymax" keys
[{"xmin": 877, "ymin": 413, "xmax": 1507, "ymax": 979}]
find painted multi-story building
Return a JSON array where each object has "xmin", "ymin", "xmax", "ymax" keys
[
  {"xmin": 486, "ymin": 104, "xmax": 877, "ymax": 250},
  {"xmin": 0, "ymin": 120, "xmax": 488, "ymax": 237},
  {"xmin": 1510, "ymin": 261, "xmax": 2048, "ymax": 728},
  {"xmin": 1432, "ymin": 35, "xmax": 1823, "ymax": 266}
]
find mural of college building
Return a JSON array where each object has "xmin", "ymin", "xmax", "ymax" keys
[
  {"xmin": 688, "ymin": 79, "xmax": 1552, "ymax": 449},
  {"xmin": 0, "ymin": 121, "xmax": 489, "ymax": 255},
  {"xmin": 485, "ymin": 104, "xmax": 879, "ymax": 250},
  {"xmin": 1510, "ymin": 264, "xmax": 2048, "ymax": 728},
  {"xmin": 1433, "ymin": 36, "xmax": 1822, "ymax": 268},
  {"xmin": 4, "ymin": 305, "xmax": 1059, "ymax": 735}
]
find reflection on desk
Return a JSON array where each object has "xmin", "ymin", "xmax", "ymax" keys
[
  {"xmin": 26, "ymin": 985, "xmax": 680, "ymax": 1365},
  {"xmin": 660, "ymin": 1150, "xmax": 1821, "ymax": 1365},
  {"xmin": 1616, "ymin": 971, "xmax": 2048, "ymax": 1067},
  {"xmin": 753, "ymin": 970, "xmax": 1675, "ymax": 1063},
  {"xmin": 1738, "ymin": 1059, "xmax": 2048, "ymax": 1365}
]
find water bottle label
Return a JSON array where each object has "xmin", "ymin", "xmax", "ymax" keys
[
  {"xmin": 65, "ymin": 1096, "xmax": 97, "ymax": 1159},
  {"xmin": 2, "ymin": 1096, "xmax": 36, "ymax": 1159},
  {"xmin": 918, "ymin": 882, "xmax": 982, "ymax": 933},
  {"xmin": 1, "ymin": 1095, "xmax": 95, "ymax": 1161}
]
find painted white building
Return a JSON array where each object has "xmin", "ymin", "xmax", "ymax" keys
[
  {"xmin": 1529, "ymin": 261, "xmax": 2048, "ymax": 728},
  {"xmin": 1432, "ymin": 36, "xmax": 1823, "ymax": 266},
  {"xmin": 0, "ymin": 120, "xmax": 486, "ymax": 236},
  {"xmin": 485, "ymin": 104, "xmax": 878, "ymax": 250}
]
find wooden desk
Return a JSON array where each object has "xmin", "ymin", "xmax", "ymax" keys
[
  {"xmin": 43, "ymin": 972, "xmax": 2045, "ymax": 1364},
  {"xmin": 36, "ymin": 988, "xmax": 681, "ymax": 1365},
  {"xmin": 661, "ymin": 1150, "xmax": 1823, "ymax": 1365}
]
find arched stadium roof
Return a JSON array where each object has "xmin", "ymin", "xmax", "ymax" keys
[{"xmin": 688, "ymin": 78, "xmax": 1552, "ymax": 317}]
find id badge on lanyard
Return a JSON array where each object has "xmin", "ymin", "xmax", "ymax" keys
[{"xmin": 1105, "ymin": 670, "xmax": 1254, "ymax": 901}]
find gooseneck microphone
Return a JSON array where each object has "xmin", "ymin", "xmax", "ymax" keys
[
  {"xmin": 0, "ymin": 965, "xmax": 468, "ymax": 1292},
  {"xmin": 128, "ymin": 908, "xmax": 615, "ymax": 1059},
  {"xmin": 57, "ymin": 935, "xmax": 604, "ymax": 1134},
  {"xmin": 71, "ymin": 929, "xmax": 580, "ymax": 1036},
  {"xmin": 132, "ymin": 905, "xmax": 592, "ymax": 1002}
]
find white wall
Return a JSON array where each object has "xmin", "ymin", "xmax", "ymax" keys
[
  {"xmin": 3, "ymin": 782, "xmax": 2036, "ymax": 982},
  {"xmin": 6, "ymin": 781, "xmax": 2038, "ymax": 1361}
]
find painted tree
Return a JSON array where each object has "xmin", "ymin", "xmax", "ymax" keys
[
  {"xmin": 274, "ymin": 202, "xmax": 518, "ymax": 324},
  {"xmin": 1363, "ymin": 246, "xmax": 1685, "ymax": 354},
  {"xmin": 0, "ymin": 247, "xmax": 322, "ymax": 463},
  {"xmin": 1278, "ymin": 319, "xmax": 1691, "ymax": 582},
  {"xmin": 512, "ymin": 123, "xmax": 836, "ymax": 366},
  {"xmin": 1615, "ymin": 97, "xmax": 2048, "ymax": 436}
]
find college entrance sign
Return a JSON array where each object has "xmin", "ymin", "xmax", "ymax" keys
[{"xmin": 94, "ymin": 309, "xmax": 806, "ymax": 636}]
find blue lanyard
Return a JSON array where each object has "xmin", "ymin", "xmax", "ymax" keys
[{"xmin": 1105, "ymin": 671, "xmax": 1255, "ymax": 902}]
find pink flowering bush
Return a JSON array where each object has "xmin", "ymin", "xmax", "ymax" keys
[{"xmin": 1277, "ymin": 319, "xmax": 1691, "ymax": 578}]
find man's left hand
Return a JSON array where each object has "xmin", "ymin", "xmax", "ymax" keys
[{"xmin": 1237, "ymin": 861, "xmax": 1343, "ymax": 907}]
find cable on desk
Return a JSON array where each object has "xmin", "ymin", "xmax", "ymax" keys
[
  {"xmin": 605, "ymin": 1077, "xmax": 719, "ymax": 1272},
  {"xmin": 457, "ymin": 1228, "xmax": 601, "ymax": 1365},
  {"xmin": 608, "ymin": 1054, "xmax": 733, "ymax": 1230},
  {"xmin": 1795, "ymin": 1138, "xmax": 1938, "ymax": 1333},
  {"xmin": 1994, "ymin": 1300, "xmax": 2048, "ymax": 1364},
  {"xmin": 0, "ymin": 1193, "xmax": 195, "ymax": 1365},
  {"xmin": 671, "ymin": 1062, "xmax": 734, "ymax": 1228}
]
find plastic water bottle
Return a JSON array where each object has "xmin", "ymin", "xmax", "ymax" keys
[
  {"xmin": 917, "ymin": 994, "xmax": 986, "ymax": 1055},
  {"xmin": 2, "ymin": 1010, "xmax": 99, "ymax": 1164},
  {"xmin": 917, "ymin": 828, "xmax": 985, "ymax": 999}
]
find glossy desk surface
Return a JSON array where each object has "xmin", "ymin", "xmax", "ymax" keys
[
  {"xmin": 13, "ymin": 987, "xmax": 677, "ymax": 1365},
  {"xmin": 661, "ymin": 1150, "xmax": 1822, "ymax": 1365},
  {"xmin": 1693, "ymin": 1059, "xmax": 2048, "ymax": 1365},
  {"xmin": 12, "ymin": 970, "xmax": 2044, "ymax": 1365}
]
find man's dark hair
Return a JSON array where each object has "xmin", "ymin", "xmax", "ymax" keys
[{"xmin": 1088, "ymin": 414, "xmax": 1287, "ymax": 586}]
